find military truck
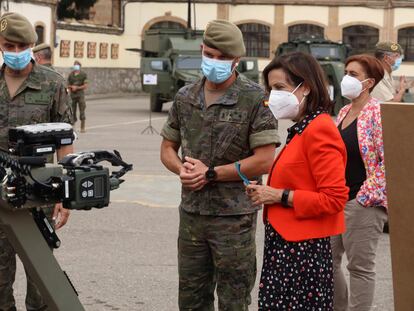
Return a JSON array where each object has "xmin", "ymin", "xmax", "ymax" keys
[
  {"xmin": 275, "ymin": 38, "xmax": 349, "ymax": 114},
  {"xmin": 140, "ymin": 28, "xmax": 259, "ymax": 112}
]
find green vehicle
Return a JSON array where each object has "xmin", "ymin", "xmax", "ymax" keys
[
  {"xmin": 140, "ymin": 28, "xmax": 259, "ymax": 112},
  {"xmin": 275, "ymin": 38, "xmax": 349, "ymax": 114}
]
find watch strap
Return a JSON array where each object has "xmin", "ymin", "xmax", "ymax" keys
[{"xmin": 281, "ymin": 189, "xmax": 290, "ymax": 207}]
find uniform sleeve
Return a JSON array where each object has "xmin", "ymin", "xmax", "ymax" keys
[
  {"xmin": 371, "ymin": 80, "xmax": 393, "ymax": 102},
  {"xmin": 67, "ymin": 73, "xmax": 73, "ymax": 85},
  {"xmin": 249, "ymin": 94, "xmax": 280, "ymax": 149},
  {"xmin": 83, "ymin": 72, "xmax": 89, "ymax": 84},
  {"xmin": 51, "ymin": 80, "xmax": 73, "ymax": 124},
  {"xmin": 160, "ymin": 97, "xmax": 180, "ymax": 143},
  {"xmin": 293, "ymin": 118, "xmax": 349, "ymax": 219},
  {"xmin": 356, "ymin": 106, "xmax": 387, "ymax": 207}
]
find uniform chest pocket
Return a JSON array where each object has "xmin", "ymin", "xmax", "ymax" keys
[
  {"xmin": 23, "ymin": 92, "xmax": 51, "ymax": 123},
  {"xmin": 214, "ymin": 110, "xmax": 249, "ymax": 160}
]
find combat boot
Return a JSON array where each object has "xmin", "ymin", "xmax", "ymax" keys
[{"xmin": 80, "ymin": 120, "xmax": 86, "ymax": 133}]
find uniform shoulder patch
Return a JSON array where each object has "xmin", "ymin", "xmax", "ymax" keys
[{"xmin": 262, "ymin": 99, "xmax": 269, "ymax": 107}]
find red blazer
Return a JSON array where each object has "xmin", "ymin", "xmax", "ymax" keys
[{"xmin": 264, "ymin": 113, "xmax": 348, "ymax": 242}]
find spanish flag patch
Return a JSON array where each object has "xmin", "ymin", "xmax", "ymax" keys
[{"xmin": 263, "ymin": 100, "xmax": 269, "ymax": 107}]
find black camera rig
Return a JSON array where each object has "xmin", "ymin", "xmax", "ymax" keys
[
  {"xmin": 0, "ymin": 123, "xmax": 133, "ymax": 248},
  {"xmin": 2, "ymin": 123, "xmax": 132, "ymax": 210},
  {"xmin": 0, "ymin": 123, "xmax": 133, "ymax": 311}
]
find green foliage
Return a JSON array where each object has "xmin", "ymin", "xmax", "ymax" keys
[{"xmin": 57, "ymin": 0, "xmax": 98, "ymax": 20}]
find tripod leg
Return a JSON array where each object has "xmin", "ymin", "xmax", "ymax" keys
[{"xmin": 0, "ymin": 207, "xmax": 85, "ymax": 311}]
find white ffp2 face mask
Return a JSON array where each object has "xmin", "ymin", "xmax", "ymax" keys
[
  {"xmin": 340, "ymin": 75, "xmax": 369, "ymax": 100},
  {"xmin": 268, "ymin": 83, "xmax": 303, "ymax": 120}
]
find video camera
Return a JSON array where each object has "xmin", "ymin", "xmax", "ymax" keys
[{"xmin": 0, "ymin": 123, "xmax": 133, "ymax": 247}]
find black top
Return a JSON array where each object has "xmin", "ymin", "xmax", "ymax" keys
[{"xmin": 338, "ymin": 118, "xmax": 367, "ymax": 200}]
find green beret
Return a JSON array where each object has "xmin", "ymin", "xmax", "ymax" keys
[
  {"xmin": 375, "ymin": 41, "xmax": 403, "ymax": 55},
  {"xmin": 32, "ymin": 43, "xmax": 51, "ymax": 53},
  {"xmin": 0, "ymin": 12, "xmax": 37, "ymax": 44},
  {"xmin": 203, "ymin": 20, "xmax": 246, "ymax": 57}
]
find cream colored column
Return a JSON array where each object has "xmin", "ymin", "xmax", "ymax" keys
[
  {"xmin": 326, "ymin": 6, "xmax": 341, "ymax": 42},
  {"xmin": 217, "ymin": 4, "xmax": 229, "ymax": 20},
  {"xmin": 271, "ymin": 5, "xmax": 287, "ymax": 54},
  {"xmin": 382, "ymin": 6, "xmax": 395, "ymax": 42}
]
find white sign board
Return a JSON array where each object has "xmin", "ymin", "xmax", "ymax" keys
[{"xmin": 143, "ymin": 74, "xmax": 157, "ymax": 85}]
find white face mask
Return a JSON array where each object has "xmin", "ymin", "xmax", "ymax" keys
[
  {"xmin": 268, "ymin": 82, "xmax": 303, "ymax": 120},
  {"xmin": 340, "ymin": 75, "xmax": 369, "ymax": 100}
]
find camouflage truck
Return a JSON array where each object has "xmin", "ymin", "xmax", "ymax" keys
[
  {"xmin": 275, "ymin": 38, "xmax": 349, "ymax": 114},
  {"xmin": 140, "ymin": 28, "xmax": 259, "ymax": 112}
]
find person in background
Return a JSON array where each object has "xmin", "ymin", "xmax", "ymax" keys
[
  {"xmin": 68, "ymin": 60, "xmax": 88, "ymax": 133},
  {"xmin": 32, "ymin": 43, "xmax": 54, "ymax": 69},
  {"xmin": 371, "ymin": 42, "xmax": 410, "ymax": 102},
  {"xmin": 160, "ymin": 19, "xmax": 280, "ymax": 310},
  {"xmin": 331, "ymin": 54, "xmax": 387, "ymax": 311},
  {"xmin": 247, "ymin": 51, "xmax": 348, "ymax": 310}
]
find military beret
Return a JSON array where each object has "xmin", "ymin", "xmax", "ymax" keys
[
  {"xmin": 32, "ymin": 43, "xmax": 51, "ymax": 53},
  {"xmin": 375, "ymin": 41, "xmax": 404, "ymax": 54},
  {"xmin": 203, "ymin": 20, "xmax": 246, "ymax": 57},
  {"xmin": 0, "ymin": 12, "xmax": 37, "ymax": 44}
]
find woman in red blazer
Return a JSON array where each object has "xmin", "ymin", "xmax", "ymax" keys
[{"xmin": 246, "ymin": 52, "xmax": 349, "ymax": 310}]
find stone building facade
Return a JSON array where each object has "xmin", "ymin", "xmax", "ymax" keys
[{"xmin": 1, "ymin": 0, "xmax": 414, "ymax": 94}]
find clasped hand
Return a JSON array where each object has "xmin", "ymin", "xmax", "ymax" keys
[{"xmin": 180, "ymin": 156, "xmax": 208, "ymax": 191}]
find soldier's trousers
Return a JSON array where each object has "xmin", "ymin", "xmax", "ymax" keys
[
  {"xmin": 0, "ymin": 207, "xmax": 53, "ymax": 311},
  {"xmin": 178, "ymin": 209, "xmax": 257, "ymax": 311},
  {"xmin": 71, "ymin": 96, "xmax": 86, "ymax": 122}
]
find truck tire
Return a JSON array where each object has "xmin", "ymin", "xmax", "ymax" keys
[{"xmin": 150, "ymin": 93, "xmax": 163, "ymax": 112}]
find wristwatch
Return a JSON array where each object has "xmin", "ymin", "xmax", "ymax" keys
[
  {"xmin": 281, "ymin": 189, "xmax": 290, "ymax": 207},
  {"xmin": 205, "ymin": 166, "xmax": 217, "ymax": 182}
]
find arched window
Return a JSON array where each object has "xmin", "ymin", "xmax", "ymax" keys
[
  {"xmin": 238, "ymin": 23, "xmax": 270, "ymax": 58},
  {"xmin": 149, "ymin": 21, "xmax": 185, "ymax": 30},
  {"xmin": 288, "ymin": 24, "xmax": 324, "ymax": 41},
  {"xmin": 35, "ymin": 25, "xmax": 44, "ymax": 45},
  {"xmin": 398, "ymin": 27, "xmax": 414, "ymax": 61},
  {"xmin": 343, "ymin": 25, "xmax": 379, "ymax": 55}
]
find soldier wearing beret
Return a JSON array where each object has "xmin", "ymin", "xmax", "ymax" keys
[
  {"xmin": 32, "ymin": 43, "xmax": 54, "ymax": 69},
  {"xmin": 0, "ymin": 12, "xmax": 73, "ymax": 311},
  {"xmin": 160, "ymin": 19, "xmax": 280, "ymax": 310},
  {"xmin": 371, "ymin": 41, "xmax": 411, "ymax": 102}
]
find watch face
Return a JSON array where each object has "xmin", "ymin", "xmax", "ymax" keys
[{"xmin": 206, "ymin": 168, "xmax": 217, "ymax": 181}]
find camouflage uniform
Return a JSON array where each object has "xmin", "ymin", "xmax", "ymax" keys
[
  {"xmin": 161, "ymin": 74, "xmax": 280, "ymax": 310},
  {"xmin": 42, "ymin": 64, "xmax": 55, "ymax": 70},
  {"xmin": 67, "ymin": 70, "xmax": 87, "ymax": 122},
  {"xmin": 0, "ymin": 61, "xmax": 72, "ymax": 311}
]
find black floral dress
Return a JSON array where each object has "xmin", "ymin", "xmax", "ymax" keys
[
  {"xmin": 258, "ymin": 223, "xmax": 333, "ymax": 310},
  {"xmin": 258, "ymin": 110, "xmax": 334, "ymax": 311}
]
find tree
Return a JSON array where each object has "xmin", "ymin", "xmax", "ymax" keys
[{"xmin": 57, "ymin": 0, "xmax": 98, "ymax": 20}]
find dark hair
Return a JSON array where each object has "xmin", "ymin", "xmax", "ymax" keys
[
  {"xmin": 345, "ymin": 54, "xmax": 384, "ymax": 92},
  {"xmin": 36, "ymin": 47, "xmax": 52, "ymax": 60},
  {"xmin": 74, "ymin": 60, "xmax": 81, "ymax": 66},
  {"xmin": 374, "ymin": 50, "xmax": 387, "ymax": 60},
  {"xmin": 263, "ymin": 52, "xmax": 332, "ymax": 115}
]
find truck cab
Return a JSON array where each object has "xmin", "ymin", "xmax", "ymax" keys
[{"xmin": 275, "ymin": 38, "xmax": 349, "ymax": 114}]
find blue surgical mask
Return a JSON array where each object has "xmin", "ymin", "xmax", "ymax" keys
[
  {"xmin": 392, "ymin": 57, "xmax": 402, "ymax": 71},
  {"xmin": 3, "ymin": 48, "xmax": 32, "ymax": 70},
  {"xmin": 73, "ymin": 65, "xmax": 81, "ymax": 71},
  {"xmin": 201, "ymin": 55, "xmax": 235, "ymax": 84}
]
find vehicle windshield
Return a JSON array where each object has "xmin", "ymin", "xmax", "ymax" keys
[
  {"xmin": 176, "ymin": 57, "xmax": 202, "ymax": 69},
  {"xmin": 310, "ymin": 45, "xmax": 342, "ymax": 61}
]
